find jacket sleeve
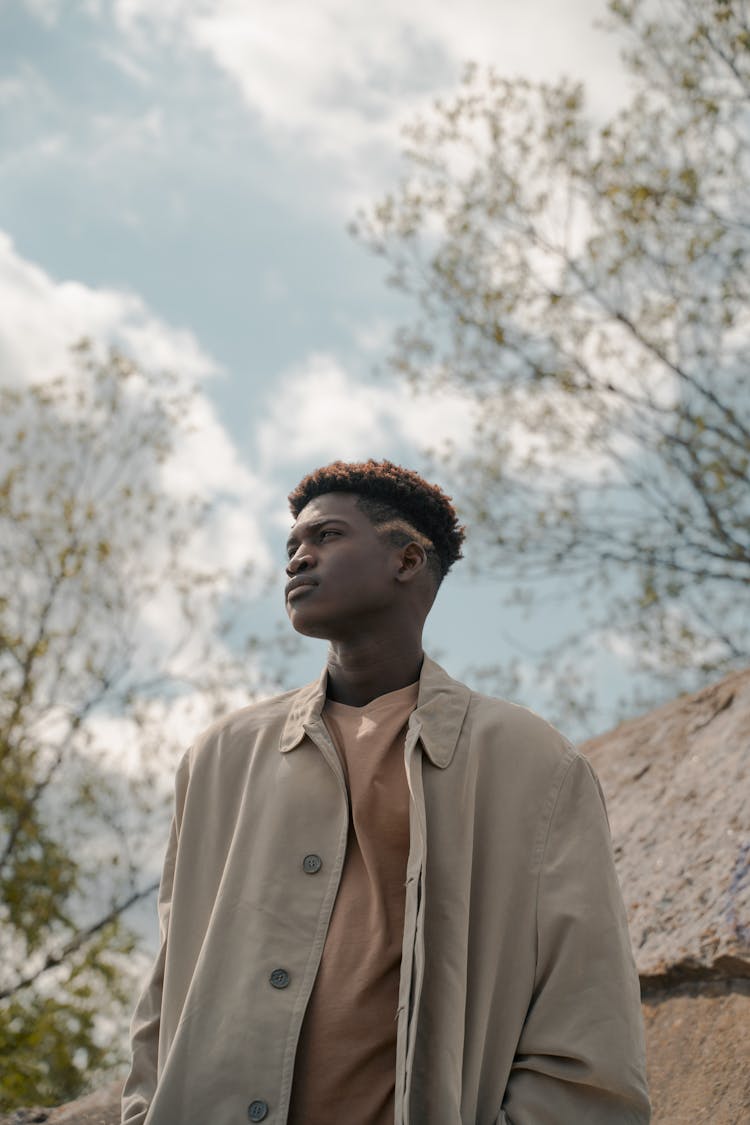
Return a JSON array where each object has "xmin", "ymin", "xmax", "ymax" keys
[
  {"xmin": 499, "ymin": 753, "xmax": 651, "ymax": 1124},
  {"xmin": 121, "ymin": 751, "xmax": 190, "ymax": 1125}
]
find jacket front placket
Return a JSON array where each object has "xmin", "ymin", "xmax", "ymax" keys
[
  {"xmin": 276, "ymin": 715, "xmax": 351, "ymax": 1125},
  {"xmin": 395, "ymin": 719, "xmax": 428, "ymax": 1125}
]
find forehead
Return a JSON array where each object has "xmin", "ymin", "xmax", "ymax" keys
[{"xmin": 288, "ymin": 492, "xmax": 371, "ymax": 538}]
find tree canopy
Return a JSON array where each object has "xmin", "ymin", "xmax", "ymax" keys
[
  {"xmin": 356, "ymin": 0, "xmax": 750, "ymax": 720},
  {"xmin": 0, "ymin": 344, "xmax": 278, "ymax": 1108}
]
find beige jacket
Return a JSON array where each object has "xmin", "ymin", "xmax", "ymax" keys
[{"xmin": 123, "ymin": 656, "xmax": 650, "ymax": 1125}]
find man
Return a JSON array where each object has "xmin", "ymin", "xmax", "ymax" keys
[{"xmin": 123, "ymin": 459, "xmax": 650, "ymax": 1125}]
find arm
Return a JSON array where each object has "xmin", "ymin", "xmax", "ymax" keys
[
  {"xmin": 121, "ymin": 753, "xmax": 189, "ymax": 1125},
  {"xmin": 501, "ymin": 754, "xmax": 650, "ymax": 1124}
]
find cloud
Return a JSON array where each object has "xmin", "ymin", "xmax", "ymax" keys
[
  {"xmin": 0, "ymin": 60, "xmax": 70, "ymax": 169},
  {"xmin": 255, "ymin": 351, "xmax": 477, "ymax": 475},
  {"xmin": 0, "ymin": 237, "xmax": 281, "ymax": 949},
  {"xmin": 20, "ymin": 0, "xmax": 62, "ymax": 26},
  {"xmin": 96, "ymin": 42, "xmax": 153, "ymax": 85},
  {"xmin": 21, "ymin": 0, "xmax": 103, "ymax": 23},
  {"xmin": 602, "ymin": 608, "xmax": 729, "ymax": 674},
  {"xmin": 0, "ymin": 66, "xmax": 47, "ymax": 109},
  {"xmin": 253, "ymin": 345, "xmax": 625, "ymax": 509},
  {"xmin": 0, "ymin": 231, "xmax": 218, "ymax": 385},
  {"xmin": 112, "ymin": 0, "xmax": 630, "ymax": 196},
  {"xmin": 88, "ymin": 106, "xmax": 164, "ymax": 163},
  {"xmin": 0, "ymin": 230, "xmax": 272, "ymax": 637}
]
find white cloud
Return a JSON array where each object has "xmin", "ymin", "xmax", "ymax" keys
[
  {"xmin": 256, "ymin": 355, "xmax": 392, "ymax": 466},
  {"xmin": 0, "ymin": 231, "xmax": 218, "ymax": 385},
  {"xmin": 253, "ymin": 345, "xmax": 626, "ymax": 499},
  {"xmin": 112, "ymin": 0, "xmax": 630, "ymax": 193},
  {"xmin": 255, "ymin": 351, "xmax": 477, "ymax": 473},
  {"xmin": 0, "ymin": 237, "xmax": 280, "ymax": 968},
  {"xmin": 0, "ymin": 229, "xmax": 272, "ymax": 636}
]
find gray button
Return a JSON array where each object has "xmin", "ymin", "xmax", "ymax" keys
[
  {"xmin": 248, "ymin": 1101, "xmax": 268, "ymax": 1122},
  {"xmin": 302, "ymin": 853, "xmax": 322, "ymax": 874},
  {"xmin": 269, "ymin": 968, "xmax": 290, "ymax": 989}
]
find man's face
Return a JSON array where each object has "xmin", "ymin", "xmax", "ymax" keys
[{"xmin": 284, "ymin": 492, "xmax": 401, "ymax": 640}]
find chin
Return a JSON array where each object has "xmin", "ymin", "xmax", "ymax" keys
[{"xmin": 286, "ymin": 608, "xmax": 333, "ymax": 641}]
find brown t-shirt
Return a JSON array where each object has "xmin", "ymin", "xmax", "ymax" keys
[{"xmin": 287, "ymin": 681, "xmax": 418, "ymax": 1125}]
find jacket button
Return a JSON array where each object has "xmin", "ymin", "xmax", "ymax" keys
[
  {"xmin": 248, "ymin": 1101, "xmax": 268, "ymax": 1121},
  {"xmin": 269, "ymin": 968, "xmax": 290, "ymax": 989},
  {"xmin": 302, "ymin": 853, "xmax": 322, "ymax": 873}
]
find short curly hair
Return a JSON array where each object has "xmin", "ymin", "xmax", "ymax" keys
[{"xmin": 288, "ymin": 459, "xmax": 465, "ymax": 582}]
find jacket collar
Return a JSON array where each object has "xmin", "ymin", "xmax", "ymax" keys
[{"xmin": 278, "ymin": 654, "xmax": 471, "ymax": 770}]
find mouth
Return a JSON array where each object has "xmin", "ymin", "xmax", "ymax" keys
[{"xmin": 285, "ymin": 577, "xmax": 318, "ymax": 601}]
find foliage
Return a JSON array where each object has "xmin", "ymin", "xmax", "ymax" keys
[
  {"xmin": 0, "ymin": 923, "xmax": 131, "ymax": 1108},
  {"xmin": 355, "ymin": 0, "xmax": 750, "ymax": 720},
  {"xmin": 0, "ymin": 343, "xmax": 278, "ymax": 1108}
]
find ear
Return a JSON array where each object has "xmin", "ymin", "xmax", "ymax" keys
[{"xmin": 395, "ymin": 541, "xmax": 428, "ymax": 584}]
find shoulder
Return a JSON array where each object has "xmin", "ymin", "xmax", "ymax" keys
[
  {"xmin": 466, "ymin": 688, "xmax": 577, "ymax": 770},
  {"xmin": 467, "ymin": 689, "xmax": 567, "ymax": 740},
  {"xmin": 463, "ymin": 691, "xmax": 606, "ymax": 859},
  {"xmin": 419, "ymin": 655, "xmax": 578, "ymax": 780},
  {"xmin": 188, "ymin": 683, "xmax": 311, "ymax": 764}
]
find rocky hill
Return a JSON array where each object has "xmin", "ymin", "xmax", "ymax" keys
[
  {"xmin": 584, "ymin": 667, "xmax": 750, "ymax": 1122},
  {"xmin": 3, "ymin": 670, "xmax": 749, "ymax": 1124}
]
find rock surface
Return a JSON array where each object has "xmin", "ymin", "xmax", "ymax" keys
[
  {"xmin": 582, "ymin": 667, "xmax": 750, "ymax": 985},
  {"xmin": 3, "ymin": 670, "xmax": 749, "ymax": 1124},
  {"xmin": 0, "ymin": 1081, "xmax": 121, "ymax": 1124},
  {"xmin": 642, "ymin": 980, "xmax": 750, "ymax": 1124},
  {"xmin": 583, "ymin": 669, "xmax": 750, "ymax": 1121}
]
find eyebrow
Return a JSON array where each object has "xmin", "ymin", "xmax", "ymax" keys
[{"xmin": 285, "ymin": 517, "xmax": 350, "ymax": 552}]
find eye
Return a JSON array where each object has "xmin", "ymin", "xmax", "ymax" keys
[{"xmin": 319, "ymin": 528, "xmax": 341, "ymax": 542}]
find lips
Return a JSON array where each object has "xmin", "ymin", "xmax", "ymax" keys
[{"xmin": 285, "ymin": 576, "xmax": 318, "ymax": 601}]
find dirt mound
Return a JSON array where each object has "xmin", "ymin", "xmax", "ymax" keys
[{"xmin": 582, "ymin": 668, "xmax": 750, "ymax": 1122}]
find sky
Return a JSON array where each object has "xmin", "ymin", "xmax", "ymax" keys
[{"xmin": 0, "ymin": 0, "xmax": 640, "ymax": 743}]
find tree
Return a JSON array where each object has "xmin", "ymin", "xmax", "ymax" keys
[
  {"xmin": 355, "ymin": 0, "xmax": 750, "ymax": 721},
  {"xmin": 0, "ymin": 343, "xmax": 283, "ymax": 1109}
]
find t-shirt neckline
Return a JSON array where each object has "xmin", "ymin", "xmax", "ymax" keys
[{"xmin": 324, "ymin": 680, "xmax": 419, "ymax": 716}]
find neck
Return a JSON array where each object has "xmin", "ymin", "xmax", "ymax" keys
[{"xmin": 325, "ymin": 634, "xmax": 424, "ymax": 707}]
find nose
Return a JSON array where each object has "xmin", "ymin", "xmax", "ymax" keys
[{"xmin": 286, "ymin": 546, "xmax": 313, "ymax": 577}]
